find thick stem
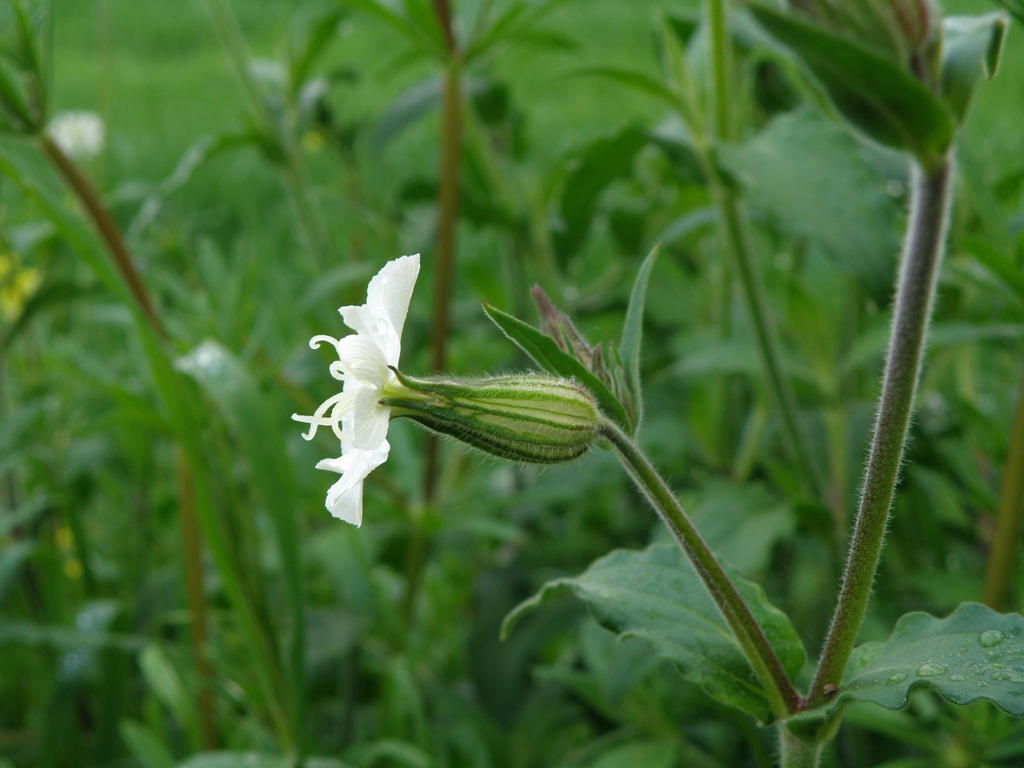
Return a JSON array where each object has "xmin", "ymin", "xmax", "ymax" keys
[
  {"xmin": 808, "ymin": 157, "xmax": 953, "ymax": 707},
  {"xmin": 599, "ymin": 416, "xmax": 801, "ymax": 719},
  {"xmin": 981, "ymin": 366, "xmax": 1024, "ymax": 609},
  {"xmin": 778, "ymin": 727, "xmax": 822, "ymax": 768},
  {"xmin": 704, "ymin": 0, "xmax": 826, "ymax": 501}
]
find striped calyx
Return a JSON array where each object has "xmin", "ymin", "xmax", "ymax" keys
[{"xmin": 381, "ymin": 370, "xmax": 599, "ymax": 464}]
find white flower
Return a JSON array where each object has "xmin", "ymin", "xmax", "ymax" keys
[
  {"xmin": 293, "ymin": 254, "xmax": 420, "ymax": 526},
  {"xmin": 48, "ymin": 111, "xmax": 105, "ymax": 160}
]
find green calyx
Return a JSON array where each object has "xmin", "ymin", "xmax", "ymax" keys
[{"xmin": 381, "ymin": 370, "xmax": 599, "ymax": 464}]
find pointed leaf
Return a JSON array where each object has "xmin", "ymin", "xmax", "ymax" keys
[
  {"xmin": 994, "ymin": 0, "xmax": 1024, "ymax": 26},
  {"xmin": 832, "ymin": 603, "xmax": 1024, "ymax": 716},
  {"xmin": 748, "ymin": 3, "xmax": 954, "ymax": 170},
  {"xmin": 482, "ymin": 303, "xmax": 632, "ymax": 433},
  {"xmin": 554, "ymin": 127, "xmax": 649, "ymax": 262},
  {"xmin": 503, "ymin": 544, "xmax": 805, "ymax": 723},
  {"xmin": 619, "ymin": 246, "xmax": 658, "ymax": 427},
  {"xmin": 569, "ymin": 66, "xmax": 688, "ymax": 115},
  {"xmin": 338, "ymin": 0, "xmax": 442, "ymax": 60},
  {"xmin": 177, "ymin": 341, "xmax": 305, "ymax": 714},
  {"xmin": 940, "ymin": 14, "xmax": 1007, "ymax": 122}
]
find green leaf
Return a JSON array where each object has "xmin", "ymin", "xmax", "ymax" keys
[
  {"xmin": 463, "ymin": 0, "xmax": 574, "ymax": 65},
  {"xmin": 482, "ymin": 303, "xmax": 632, "ymax": 433},
  {"xmin": 994, "ymin": 0, "xmax": 1024, "ymax": 26},
  {"xmin": 959, "ymin": 237, "xmax": 1024, "ymax": 309},
  {"xmin": 748, "ymin": 3, "xmax": 954, "ymax": 170},
  {"xmin": 285, "ymin": 5, "xmax": 347, "ymax": 90},
  {"xmin": 554, "ymin": 126, "xmax": 649, "ymax": 263},
  {"xmin": 835, "ymin": 603, "xmax": 1024, "ymax": 716},
  {"xmin": 502, "ymin": 543, "xmax": 806, "ymax": 723},
  {"xmin": 940, "ymin": 14, "xmax": 1007, "ymax": 123},
  {"xmin": 177, "ymin": 753, "xmax": 350, "ymax": 768},
  {"xmin": 119, "ymin": 720, "xmax": 175, "ymax": 768},
  {"xmin": 585, "ymin": 739, "xmax": 678, "ymax": 768},
  {"xmin": 619, "ymin": 245, "xmax": 658, "ymax": 428},
  {"xmin": 337, "ymin": 0, "xmax": 443, "ymax": 61},
  {"xmin": 140, "ymin": 643, "xmax": 202, "ymax": 749},
  {"xmin": 715, "ymin": 110, "xmax": 900, "ymax": 298},
  {"xmin": 569, "ymin": 66, "xmax": 688, "ymax": 116},
  {"xmin": 177, "ymin": 340, "xmax": 306, "ymax": 730},
  {"xmin": 0, "ymin": 58, "xmax": 33, "ymax": 132}
]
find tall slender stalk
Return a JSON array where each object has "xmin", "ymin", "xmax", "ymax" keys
[
  {"xmin": 39, "ymin": 135, "xmax": 217, "ymax": 747},
  {"xmin": 807, "ymin": 157, "xmax": 954, "ymax": 708},
  {"xmin": 981, "ymin": 367, "xmax": 1024, "ymax": 609},
  {"xmin": 599, "ymin": 416, "xmax": 801, "ymax": 720},
  {"xmin": 40, "ymin": 135, "xmax": 163, "ymax": 336},
  {"xmin": 704, "ymin": 0, "xmax": 826, "ymax": 501},
  {"xmin": 407, "ymin": 0, "xmax": 464, "ymax": 624},
  {"xmin": 175, "ymin": 448, "xmax": 217, "ymax": 749},
  {"xmin": 423, "ymin": 14, "xmax": 464, "ymax": 502}
]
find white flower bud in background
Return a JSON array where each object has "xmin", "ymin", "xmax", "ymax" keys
[{"xmin": 47, "ymin": 111, "xmax": 106, "ymax": 160}]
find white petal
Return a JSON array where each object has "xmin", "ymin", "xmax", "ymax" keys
[
  {"xmin": 336, "ymin": 335, "xmax": 389, "ymax": 386},
  {"xmin": 316, "ymin": 441, "xmax": 390, "ymax": 526},
  {"xmin": 367, "ymin": 254, "xmax": 420, "ymax": 344},
  {"xmin": 339, "ymin": 254, "xmax": 419, "ymax": 366},
  {"xmin": 352, "ymin": 388, "xmax": 391, "ymax": 450}
]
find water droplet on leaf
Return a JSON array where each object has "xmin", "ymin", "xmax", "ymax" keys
[
  {"xmin": 916, "ymin": 662, "xmax": 946, "ymax": 677},
  {"xmin": 886, "ymin": 672, "xmax": 908, "ymax": 686},
  {"xmin": 979, "ymin": 629, "xmax": 1005, "ymax": 647}
]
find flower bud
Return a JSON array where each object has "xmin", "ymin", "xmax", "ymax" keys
[
  {"xmin": 381, "ymin": 371, "xmax": 599, "ymax": 464},
  {"xmin": 788, "ymin": 0, "xmax": 941, "ymax": 84}
]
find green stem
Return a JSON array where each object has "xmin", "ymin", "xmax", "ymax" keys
[
  {"xmin": 413, "ymin": 2, "xmax": 463, "ymax": 623},
  {"xmin": 778, "ymin": 727, "xmax": 822, "ymax": 768},
  {"xmin": 706, "ymin": 0, "xmax": 732, "ymax": 141},
  {"xmin": 40, "ymin": 136, "xmax": 220, "ymax": 746},
  {"xmin": 39, "ymin": 135, "xmax": 164, "ymax": 337},
  {"xmin": 175, "ymin": 449, "xmax": 218, "ymax": 749},
  {"xmin": 808, "ymin": 157, "xmax": 953, "ymax": 708},
  {"xmin": 423, "ymin": 52, "xmax": 464, "ymax": 502},
  {"xmin": 981, "ymin": 366, "xmax": 1024, "ymax": 610},
  {"xmin": 599, "ymin": 416, "xmax": 800, "ymax": 719},
  {"xmin": 704, "ymin": 0, "xmax": 826, "ymax": 502}
]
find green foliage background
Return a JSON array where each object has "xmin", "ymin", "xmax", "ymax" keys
[{"xmin": 1, "ymin": 0, "xmax": 1023, "ymax": 766}]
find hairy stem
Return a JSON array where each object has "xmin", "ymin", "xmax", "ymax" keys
[
  {"xmin": 981, "ymin": 367, "xmax": 1024, "ymax": 610},
  {"xmin": 599, "ymin": 416, "xmax": 800, "ymax": 719},
  {"xmin": 779, "ymin": 727, "xmax": 822, "ymax": 768},
  {"xmin": 808, "ymin": 157, "xmax": 953, "ymax": 707}
]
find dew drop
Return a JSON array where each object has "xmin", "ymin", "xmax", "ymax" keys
[
  {"xmin": 949, "ymin": 673, "xmax": 969, "ymax": 682},
  {"xmin": 979, "ymin": 629, "xmax": 1005, "ymax": 648},
  {"xmin": 886, "ymin": 672, "xmax": 908, "ymax": 686},
  {"xmin": 916, "ymin": 662, "xmax": 946, "ymax": 678}
]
